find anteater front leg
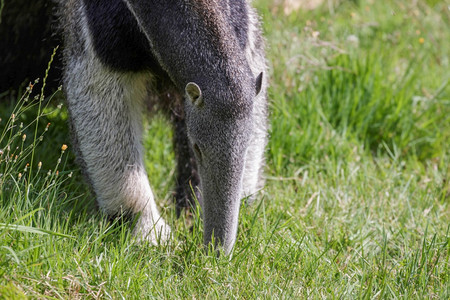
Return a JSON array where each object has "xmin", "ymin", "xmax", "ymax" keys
[{"xmin": 64, "ymin": 51, "xmax": 170, "ymax": 244}]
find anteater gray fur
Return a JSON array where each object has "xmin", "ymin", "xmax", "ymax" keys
[{"xmin": 60, "ymin": 0, "xmax": 268, "ymax": 254}]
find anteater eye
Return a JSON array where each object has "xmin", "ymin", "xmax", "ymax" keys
[{"xmin": 192, "ymin": 143, "xmax": 202, "ymax": 161}]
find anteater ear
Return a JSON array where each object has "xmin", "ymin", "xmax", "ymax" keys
[
  {"xmin": 185, "ymin": 82, "xmax": 203, "ymax": 106},
  {"xmin": 255, "ymin": 72, "xmax": 263, "ymax": 96}
]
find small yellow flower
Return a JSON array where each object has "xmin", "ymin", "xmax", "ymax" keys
[
  {"xmin": 61, "ymin": 144, "xmax": 68, "ymax": 151},
  {"xmin": 22, "ymin": 134, "xmax": 26, "ymax": 141},
  {"xmin": 419, "ymin": 37, "xmax": 425, "ymax": 44},
  {"xmin": 38, "ymin": 161, "xmax": 42, "ymax": 170},
  {"xmin": 18, "ymin": 173, "xmax": 22, "ymax": 179}
]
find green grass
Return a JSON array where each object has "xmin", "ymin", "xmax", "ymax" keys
[{"xmin": 1, "ymin": 0, "xmax": 449, "ymax": 298}]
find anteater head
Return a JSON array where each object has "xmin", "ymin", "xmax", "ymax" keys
[{"xmin": 184, "ymin": 71, "xmax": 263, "ymax": 254}]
